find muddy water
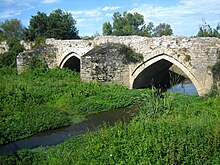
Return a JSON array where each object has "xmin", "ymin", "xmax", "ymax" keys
[{"xmin": 0, "ymin": 105, "xmax": 138, "ymax": 153}]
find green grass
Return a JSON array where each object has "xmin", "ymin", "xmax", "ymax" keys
[
  {"xmin": 0, "ymin": 67, "xmax": 220, "ymax": 164},
  {"xmin": 0, "ymin": 67, "xmax": 145, "ymax": 144},
  {"xmin": 1, "ymin": 94, "xmax": 220, "ymax": 164}
]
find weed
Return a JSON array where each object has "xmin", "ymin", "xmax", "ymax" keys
[
  {"xmin": 0, "ymin": 67, "xmax": 144, "ymax": 144},
  {"xmin": 0, "ymin": 67, "xmax": 219, "ymax": 164}
]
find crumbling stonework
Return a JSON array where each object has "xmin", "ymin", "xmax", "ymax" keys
[
  {"xmin": 17, "ymin": 45, "xmax": 57, "ymax": 72},
  {"xmin": 81, "ymin": 45, "xmax": 131, "ymax": 87},
  {"xmin": 0, "ymin": 41, "xmax": 8, "ymax": 54},
  {"xmin": 17, "ymin": 36, "xmax": 220, "ymax": 95}
]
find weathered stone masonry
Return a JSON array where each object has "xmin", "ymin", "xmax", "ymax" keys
[
  {"xmin": 16, "ymin": 36, "xmax": 220, "ymax": 96},
  {"xmin": 81, "ymin": 45, "xmax": 131, "ymax": 87}
]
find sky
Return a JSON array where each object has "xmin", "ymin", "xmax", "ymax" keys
[{"xmin": 0, "ymin": 0, "xmax": 219, "ymax": 37}]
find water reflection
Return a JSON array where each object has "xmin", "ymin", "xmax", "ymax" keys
[{"xmin": 0, "ymin": 105, "xmax": 138, "ymax": 154}]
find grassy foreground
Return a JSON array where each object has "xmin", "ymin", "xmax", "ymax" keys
[
  {"xmin": 0, "ymin": 67, "xmax": 145, "ymax": 145},
  {"xmin": 0, "ymin": 68, "xmax": 220, "ymax": 164}
]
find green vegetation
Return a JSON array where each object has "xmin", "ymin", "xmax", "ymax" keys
[
  {"xmin": 209, "ymin": 50, "xmax": 220, "ymax": 96},
  {"xmin": 153, "ymin": 23, "xmax": 173, "ymax": 37},
  {"xmin": 0, "ymin": 37, "xmax": 24, "ymax": 68},
  {"xmin": 184, "ymin": 54, "xmax": 191, "ymax": 62},
  {"xmin": 31, "ymin": 37, "xmax": 47, "ymax": 49},
  {"xmin": 102, "ymin": 11, "xmax": 173, "ymax": 37},
  {"xmin": 0, "ymin": 68, "xmax": 144, "ymax": 145},
  {"xmin": 212, "ymin": 50, "xmax": 220, "ymax": 80},
  {"xmin": 196, "ymin": 20, "xmax": 220, "ymax": 38},
  {"xmin": 0, "ymin": 68, "xmax": 220, "ymax": 164},
  {"xmin": 119, "ymin": 44, "xmax": 143, "ymax": 64},
  {"xmin": 0, "ymin": 9, "xmax": 220, "ymax": 164},
  {"xmin": 1, "ymin": 86, "xmax": 220, "ymax": 164},
  {"xmin": 212, "ymin": 61, "xmax": 220, "ymax": 81},
  {"xmin": 0, "ymin": 30, "xmax": 5, "ymax": 42},
  {"xmin": 95, "ymin": 43, "xmax": 143, "ymax": 64},
  {"xmin": 0, "ymin": 19, "xmax": 24, "ymax": 41},
  {"xmin": 23, "ymin": 9, "xmax": 79, "ymax": 41},
  {"xmin": 0, "ymin": 9, "xmax": 79, "ymax": 42}
]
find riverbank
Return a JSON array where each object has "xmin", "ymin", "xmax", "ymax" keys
[
  {"xmin": 0, "ymin": 68, "xmax": 220, "ymax": 164},
  {"xmin": 0, "ymin": 67, "xmax": 146, "ymax": 145}
]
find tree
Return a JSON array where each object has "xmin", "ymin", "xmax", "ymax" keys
[
  {"xmin": 140, "ymin": 22, "xmax": 154, "ymax": 37},
  {"xmin": 196, "ymin": 20, "xmax": 220, "ymax": 38},
  {"xmin": 102, "ymin": 22, "xmax": 112, "ymax": 35},
  {"xmin": 0, "ymin": 29, "xmax": 5, "ymax": 42},
  {"xmin": 102, "ymin": 11, "xmax": 152, "ymax": 36},
  {"xmin": 102, "ymin": 11, "xmax": 173, "ymax": 37},
  {"xmin": 112, "ymin": 12, "xmax": 145, "ymax": 36},
  {"xmin": 153, "ymin": 23, "xmax": 173, "ymax": 37},
  {"xmin": 24, "ymin": 9, "xmax": 79, "ymax": 41},
  {"xmin": 47, "ymin": 9, "xmax": 79, "ymax": 39},
  {"xmin": 0, "ymin": 19, "xmax": 24, "ymax": 41},
  {"xmin": 23, "ymin": 12, "xmax": 48, "ymax": 41}
]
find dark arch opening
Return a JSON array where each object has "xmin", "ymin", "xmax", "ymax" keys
[
  {"xmin": 133, "ymin": 59, "xmax": 197, "ymax": 94},
  {"xmin": 62, "ymin": 56, "xmax": 80, "ymax": 72}
]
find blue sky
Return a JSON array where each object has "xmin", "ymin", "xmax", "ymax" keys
[{"xmin": 0, "ymin": 0, "xmax": 219, "ymax": 37}]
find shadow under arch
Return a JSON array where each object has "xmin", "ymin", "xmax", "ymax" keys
[
  {"xmin": 132, "ymin": 54, "xmax": 202, "ymax": 94},
  {"xmin": 59, "ymin": 52, "xmax": 81, "ymax": 72}
]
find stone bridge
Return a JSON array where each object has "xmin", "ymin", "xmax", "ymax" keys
[{"xmin": 18, "ymin": 36, "xmax": 220, "ymax": 96}]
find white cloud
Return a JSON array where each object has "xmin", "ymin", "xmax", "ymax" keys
[
  {"xmin": 102, "ymin": 6, "xmax": 120, "ymax": 11},
  {"xmin": 0, "ymin": 0, "xmax": 59, "ymax": 20},
  {"xmin": 0, "ymin": 9, "xmax": 21, "ymax": 19},
  {"xmin": 69, "ymin": 6, "xmax": 121, "ymax": 36},
  {"xmin": 128, "ymin": 0, "xmax": 220, "ymax": 36},
  {"xmin": 105, "ymin": 13, "xmax": 114, "ymax": 17},
  {"xmin": 70, "ymin": 6, "xmax": 120, "ymax": 18},
  {"xmin": 70, "ymin": 9, "xmax": 101, "ymax": 17}
]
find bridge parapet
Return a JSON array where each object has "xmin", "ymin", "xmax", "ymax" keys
[{"xmin": 17, "ymin": 36, "xmax": 220, "ymax": 95}]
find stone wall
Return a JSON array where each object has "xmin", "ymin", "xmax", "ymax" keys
[
  {"xmin": 17, "ymin": 36, "xmax": 220, "ymax": 95},
  {"xmin": 17, "ymin": 45, "xmax": 57, "ymax": 73},
  {"xmin": 0, "ymin": 41, "xmax": 8, "ymax": 54},
  {"xmin": 81, "ymin": 44, "xmax": 131, "ymax": 87}
]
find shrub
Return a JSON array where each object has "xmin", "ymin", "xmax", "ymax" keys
[
  {"xmin": 212, "ymin": 61, "xmax": 220, "ymax": 80},
  {"xmin": 0, "ymin": 37, "xmax": 24, "ymax": 68},
  {"xmin": 119, "ymin": 44, "xmax": 143, "ymax": 64}
]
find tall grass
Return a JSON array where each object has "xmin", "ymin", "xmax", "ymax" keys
[
  {"xmin": 0, "ymin": 67, "xmax": 144, "ymax": 144},
  {"xmin": 0, "ymin": 68, "xmax": 219, "ymax": 164},
  {"xmin": 1, "ymin": 93, "xmax": 219, "ymax": 164}
]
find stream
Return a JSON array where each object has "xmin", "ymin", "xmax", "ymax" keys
[
  {"xmin": 0, "ymin": 105, "xmax": 138, "ymax": 154},
  {"xmin": 0, "ymin": 82, "xmax": 197, "ymax": 154},
  {"xmin": 168, "ymin": 82, "xmax": 198, "ymax": 95}
]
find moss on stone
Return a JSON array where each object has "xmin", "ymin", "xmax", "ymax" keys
[{"xmin": 93, "ymin": 42, "xmax": 143, "ymax": 64}]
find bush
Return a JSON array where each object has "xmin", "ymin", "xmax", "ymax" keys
[
  {"xmin": 0, "ymin": 37, "xmax": 24, "ymax": 68},
  {"xmin": 31, "ymin": 37, "xmax": 46, "ymax": 49},
  {"xmin": 119, "ymin": 44, "xmax": 143, "ymax": 64},
  {"xmin": 0, "ymin": 68, "xmax": 144, "ymax": 144},
  {"xmin": 212, "ymin": 61, "xmax": 220, "ymax": 80}
]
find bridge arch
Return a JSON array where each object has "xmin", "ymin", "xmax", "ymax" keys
[
  {"xmin": 59, "ymin": 52, "xmax": 81, "ymax": 72},
  {"xmin": 131, "ymin": 54, "xmax": 203, "ymax": 95}
]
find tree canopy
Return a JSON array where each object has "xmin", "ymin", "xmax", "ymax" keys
[
  {"xmin": 24, "ymin": 9, "xmax": 79, "ymax": 41},
  {"xmin": 0, "ymin": 19, "xmax": 24, "ymax": 41},
  {"xmin": 102, "ymin": 22, "xmax": 113, "ymax": 36},
  {"xmin": 196, "ymin": 21, "xmax": 220, "ymax": 38},
  {"xmin": 153, "ymin": 23, "xmax": 173, "ymax": 37},
  {"xmin": 102, "ymin": 11, "xmax": 173, "ymax": 37}
]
